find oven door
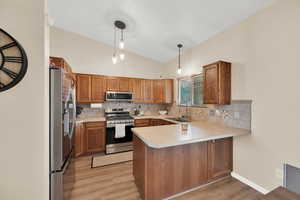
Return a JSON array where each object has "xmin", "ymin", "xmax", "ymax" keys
[{"xmin": 106, "ymin": 125, "xmax": 133, "ymax": 154}]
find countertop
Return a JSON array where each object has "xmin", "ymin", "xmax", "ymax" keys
[
  {"xmin": 76, "ymin": 115, "xmax": 178, "ymax": 123},
  {"xmin": 76, "ymin": 116, "xmax": 106, "ymax": 123},
  {"xmin": 132, "ymin": 121, "xmax": 251, "ymax": 149}
]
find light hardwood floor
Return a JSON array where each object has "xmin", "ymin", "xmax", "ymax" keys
[{"xmin": 64, "ymin": 156, "xmax": 263, "ymax": 200}]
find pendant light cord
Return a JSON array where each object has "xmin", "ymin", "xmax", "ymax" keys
[
  {"xmin": 178, "ymin": 47, "xmax": 181, "ymax": 69},
  {"xmin": 113, "ymin": 26, "xmax": 117, "ymax": 55}
]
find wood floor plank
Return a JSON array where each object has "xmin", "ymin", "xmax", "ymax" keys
[{"xmin": 64, "ymin": 156, "xmax": 264, "ymax": 200}]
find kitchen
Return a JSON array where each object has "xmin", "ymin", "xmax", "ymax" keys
[{"xmin": 1, "ymin": 0, "xmax": 300, "ymax": 200}]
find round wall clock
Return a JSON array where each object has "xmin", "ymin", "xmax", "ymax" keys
[{"xmin": 0, "ymin": 28, "xmax": 28, "ymax": 92}]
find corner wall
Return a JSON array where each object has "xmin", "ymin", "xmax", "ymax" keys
[
  {"xmin": 164, "ymin": 0, "xmax": 300, "ymax": 192},
  {"xmin": 0, "ymin": 1, "xmax": 49, "ymax": 200}
]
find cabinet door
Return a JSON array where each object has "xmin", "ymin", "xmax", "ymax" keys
[
  {"xmin": 203, "ymin": 64, "xmax": 219, "ymax": 104},
  {"xmin": 85, "ymin": 123, "xmax": 106, "ymax": 153},
  {"xmin": 130, "ymin": 79, "xmax": 143, "ymax": 102},
  {"xmin": 208, "ymin": 137, "xmax": 233, "ymax": 181},
  {"xmin": 74, "ymin": 123, "xmax": 85, "ymax": 157},
  {"xmin": 163, "ymin": 79, "xmax": 173, "ymax": 104},
  {"xmin": 143, "ymin": 79, "xmax": 153, "ymax": 103},
  {"xmin": 91, "ymin": 75, "xmax": 106, "ymax": 102},
  {"xmin": 106, "ymin": 77, "xmax": 119, "ymax": 91},
  {"xmin": 203, "ymin": 61, "xmax": 231, "ymax": 105},
  {"xmin": 119, "ymin": 78, "xmax": 131, "ymax": 92},
  {"xmin": 76, "ymin": 74, "xmax": 91, "ymax": 102},
  {"xmin": 153, "ymin": 80, "xmax": 163, "ymax": 103}
]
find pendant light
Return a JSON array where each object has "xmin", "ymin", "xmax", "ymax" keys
[
  {"xmin": 112, "ymin": 26, "xmax": 118, "ymax": 64},
  {"xmin": 177, "ymin": 44, "xmax": 183, "ymax": 74},
  {"xmin": 112, "ymin": 20, "xmax": 126, "ymax": 64}
]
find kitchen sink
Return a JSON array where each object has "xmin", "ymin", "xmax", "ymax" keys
[{"xmin": 166, "ymin": 117, "xmax": 190, "ymax": 122}]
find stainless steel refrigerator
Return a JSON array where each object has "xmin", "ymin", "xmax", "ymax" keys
[{"xmin": 50, "ymin": 67, "xmax": 76, "ymax": 200}]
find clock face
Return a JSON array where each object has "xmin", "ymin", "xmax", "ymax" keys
[{"xmin": 0, "ymin": 29, "xmax": 28, "ymax": 92}]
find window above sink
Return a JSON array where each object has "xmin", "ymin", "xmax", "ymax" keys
[{"xmin": 178, "ymin": 74, "xmax": 205, "ymax": 107}]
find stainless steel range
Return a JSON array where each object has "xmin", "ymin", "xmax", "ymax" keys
[{"xmin": 105, "ymin": 108, "xmax": 134, "ymax": 154}]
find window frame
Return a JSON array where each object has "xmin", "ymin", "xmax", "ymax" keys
[{"xmin": 177, "ymin": 74, "xmax": 206, "ymax": 107}]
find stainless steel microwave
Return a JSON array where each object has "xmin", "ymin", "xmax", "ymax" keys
[{"xmin": 106, "ymin": 91, "xmax": 133, "ymax": 102}]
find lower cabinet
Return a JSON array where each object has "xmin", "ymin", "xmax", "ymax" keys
[
  {"xmin": 135, "ymin": 119, "xmax": 151, "ymax": 127},
  {"xmin": 135, "ymin": 119, "xmax": 176, "ymax": 127},
  {"xmin": 74, "ymin": 121, "xmax": 106, "ymax": 157},
  {"xmin": 207, "ymin": 137, "xmax": 233, "ymax": 181},
  {"xmin": 74, "ymin": 122, "xmax": 85, "ymax": 157},
  {"xmin": 85, "ymin": 122, "xmax": 106, "ymax": 153},
  {"xmin": 133, "ymin": 136, "xmax": 233, "ymax": 200}
]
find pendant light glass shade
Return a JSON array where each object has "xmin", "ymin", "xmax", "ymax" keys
[
  {"xmin": 119, "ymin": 40, "xmax": 125, "ymax": 49},
  {"xmin": 177, "ymin": 68, "xmax": 182, "ymax": 74},
  {"xmin": 112, "ymin": 53, "xmax": 118, "ymax": 64},
  {"xmin": 120, "ymin": 53, "xmax": 125, "ymax": 60}
]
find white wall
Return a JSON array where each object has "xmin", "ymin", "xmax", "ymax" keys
[
  {"xmin": 50, "ymin": 27, "xmax": 168, "ymax": 79},
  {"xmin": 0, "ymin": 1, "xmax": 49, "ymax": 200},
  {"xmin": 165, "ymin": 0, "xmax": 300, "ymax": 192}
]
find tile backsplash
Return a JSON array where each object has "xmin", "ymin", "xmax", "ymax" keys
[
  {"xmin": 167, "ymin": 100, "xmax": 252, "ymax": 130},
  {"xmin": 78, "ymin": 100, "xmax": 252, "ymax": 130},
  {"xmin": 77, "ymin": 102, "xmax": 168, "ymax": 117}
]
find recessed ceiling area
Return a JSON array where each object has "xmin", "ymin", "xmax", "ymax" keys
[{"xmin": 49, "ymin": 0, "xmax": 276, "ymax": 62}]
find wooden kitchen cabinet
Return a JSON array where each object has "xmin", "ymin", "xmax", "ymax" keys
[
  {"xmin": 119, "ymin": 78, "xmax": 131, "ymax": 92},
  {"xmin": 153, "ymin": 79, "xmax": 164, "ymax": 103},
  {"xmin": 203, "ymin": 61, "xmax": 231, "ymax": 104},
  {"xmin": 130, "ymin": 78, "xmax": 143, "ymax": 102},
  {"xmin": 106, "ymin": 77, "xmax": 131, "ymax": 92},
  {"xmin": 207, "ymin": 137, "xmax": 233, "ymax": 181},
  {"xmin": 76, "ymin": 74, "xmax": 91, "ymax": 103},
  {"xmin": 85, "ymin": 122, "xmax": 106, "ymax": 153},
  {"xmin": 150, "ymin": 119, "xmax": 161, "ymax": 126},
  {"xmin": 163, "ymin": 79, "xmax": 173, "ymax": 104},
  {"xmin": 143, "ymin": 79, "xmax": 153, "ymax": 103},
  {"xmin": 75, "ymin": 72, "xmax": 173, "ymax": 103},
  {"xmin": 74, "ymin": 122, "xmax": 85, "ymax": 157},
  {"xmin": 91, "ymin": 75, "xmax": 106, "ymax": 102},
  {"xmin": 135, "ymin": 119, "xmax": 175, "ymax": 127},
  {"xmin": 135, "ymin": 119, "xmax": 151, "ymax": 127},
  {"xmin": 106, "ymin": 77, "xmax": 119, "ymax": 91}
]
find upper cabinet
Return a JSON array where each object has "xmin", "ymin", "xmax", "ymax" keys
[
  {"xmin": 163, "ymin": 79, "xmax": 173, "ymax": 104},
  {"xmin": 106, "ymin": 77, "xmax": 120, "ymax": 91},
  {"xmin": 75, "ymin": 73, "xmax": 174, "ymax": 104},
  {"xmin": 130, "ymin": 78, "xmax": 143, "ymax": 103},
  {"xmin": 49, "ymin": 57, "xmax": 76, "ymax": 82},
  {"xmin": 106, "ymin": 77, "xmax": 131, "ymax": 92},
  {"xmin": 203, "ymin": 61, "xmax": 231, "ymax": 104},
  {"xmin": 143, "ymin": 79, "xmax": 153, "ymax": 103},
  {"xmin": 76, "ymin": 74, "xmax": 91, "ymax": 103},
  {"xmin": 153, "ymin": 79, "xmax": 164, "ymax": 103},
  {"xmin": 119, "ymin": 78, "xmax": 131, "ymax": 92},
  {"xmin": 91, "ymin": 75, "xmax": 106, "ymax": 102}
]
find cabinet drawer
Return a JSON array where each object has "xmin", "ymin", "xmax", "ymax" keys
[{"xmin": 85, "ymin": 121, "xmax": 105, "ymax": 128}]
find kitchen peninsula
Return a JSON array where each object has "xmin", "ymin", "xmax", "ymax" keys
[{"xmin": 132, "ymin": 121, "xmax": 250, "ymax": 200}]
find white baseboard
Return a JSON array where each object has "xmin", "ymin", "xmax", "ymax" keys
[{"xmin": 231, "ymin": 172, "xmax": 270, "ymax": 195}]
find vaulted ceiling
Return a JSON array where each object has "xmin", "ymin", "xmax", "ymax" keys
[{"xmin": 49, "ymin": 0, "xmax": 276, "ymax": 62}]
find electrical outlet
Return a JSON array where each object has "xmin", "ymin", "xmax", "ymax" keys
[
  {"xmin": 234, "ymin": 112, "xmax": 240, "ymax": 119},
  {"xmin": 209, "ymin": 109, "xmax": 215, "ymax": 116}
]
